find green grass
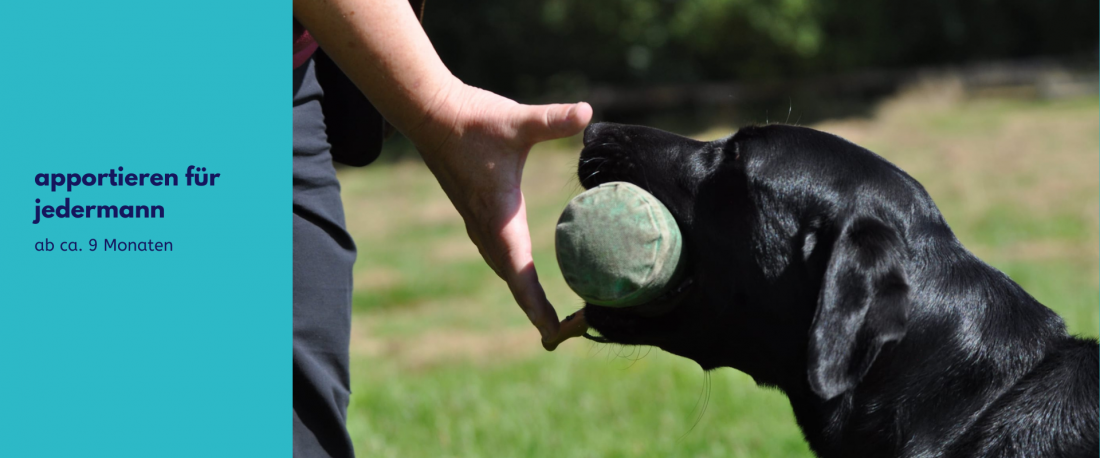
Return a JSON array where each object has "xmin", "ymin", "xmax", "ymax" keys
[
  {"xmin": 348, "ymin": 352, "xmax": 811, "ymax": 458},
  {"xmin": 338, "ymin": 91, "xmax": 1098, "ymax": 456}
]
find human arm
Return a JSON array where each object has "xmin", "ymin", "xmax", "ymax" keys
[{"xmin": 293, "ymin": 0, "xmax": 592, "ymax": 349}]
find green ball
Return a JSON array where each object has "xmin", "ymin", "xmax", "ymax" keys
[{"xmin": 555, "ymin": 182, "xmax": 685, "ymax": 308}]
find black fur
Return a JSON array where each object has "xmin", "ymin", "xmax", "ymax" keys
[{"xmin": 578, "ymin": 122, "xmax": 1099, "ymax": 458}]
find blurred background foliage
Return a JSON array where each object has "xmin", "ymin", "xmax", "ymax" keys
[{"xmin": 425, "ymin": 0, "xmax": 1097, "ymax": 99}]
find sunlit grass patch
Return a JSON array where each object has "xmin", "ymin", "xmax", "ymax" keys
[{"xmin": 348, "ymin": 347, "xmax": 811, "ymax": 458}]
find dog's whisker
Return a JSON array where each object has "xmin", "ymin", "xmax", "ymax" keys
[
  {"xmin": 592, "ymin": 159, "xmax": 610, "ymax": 173},
  {"xmin": 624, "ymin": 345, "xmax": 646, "ymax": 368},
  {"xmin": 679, "ymin": 370, "xmax": 711, "ymax": 440},
  {"xmin": 606, "ymin": 343, "xmax": 620, "ymax": 362}
]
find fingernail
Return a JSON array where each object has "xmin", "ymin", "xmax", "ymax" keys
[{"xmin": 563, "ymin": 105, "xmax": 577, "ymax": 123}]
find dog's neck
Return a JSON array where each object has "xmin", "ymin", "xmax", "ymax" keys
[{"xmin": 770, "ymin": 242, "xmax": 1068, "ymax": 457}]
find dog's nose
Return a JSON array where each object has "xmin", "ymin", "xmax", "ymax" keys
[{"xmin": 583, "ymin": 122, "xmax": 610, "ymax": 146}]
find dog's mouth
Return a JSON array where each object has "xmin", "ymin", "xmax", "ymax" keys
[
  {"xmin": 582, "ymin": 273, "xmax": 694, "ymax": 344},
  {"xmin": 587, "ymin": 270, "xmax": 693, "ymax": 316},
  {"xmin": 575, "ymin": 138, "xmax": 695, "ymax": 344},
  {"xmin": 579, "ymin": 216, "xmax": 696, "ymax": 344}
]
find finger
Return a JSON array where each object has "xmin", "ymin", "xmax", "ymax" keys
[
  {"xmin": 518, "ymin": 102, "xmax": 593, "ymax": 144},
  {"xmin": 542, "ymin": 309, "xmax": 589, "ymax": 351},
  {"xmin": 507, "ymin": 262, "xmax": 561, "ymax": 347},
  {"xmin": 487, "ymin": 196, "xmax": 563, "ymax": 343},
  {"xmin": 465, "ymin": 221, "xmax": 503, "ymax": 278}
]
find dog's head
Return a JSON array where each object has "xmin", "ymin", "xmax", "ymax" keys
[{"xmin": 579, "ymin": 122, "xmax": 945, "ymax": 399}]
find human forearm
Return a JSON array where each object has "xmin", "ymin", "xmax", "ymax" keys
[{"xmin": 293, "ymin": 0, "xmax": 458, "ymax": 140}]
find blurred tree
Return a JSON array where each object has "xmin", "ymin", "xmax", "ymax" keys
[
  {"xmin": 422, "ymin": 0, "xmax": 1096, "ymax": 99},
  {"xmin": 814, "ymin": 0, "xmax": 1098, "ymax": 71}
]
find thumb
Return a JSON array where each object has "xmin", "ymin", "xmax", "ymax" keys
[{"xmin": 519, "ymin": 102, "xmax": 593, "ymax": 143}]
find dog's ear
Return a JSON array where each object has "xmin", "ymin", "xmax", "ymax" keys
[{"xmin": 807, "ymin": 215, "xmax": 909, "ymax": 400}]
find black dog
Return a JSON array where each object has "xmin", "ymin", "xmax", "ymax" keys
[{"xmin": 578, "ymin": 122, "xmax": 1099, "ymax": 457}]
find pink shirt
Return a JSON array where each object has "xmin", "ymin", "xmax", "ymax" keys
[{"xmin": 293, "ymin": 25, "xmax": 318, "ymax": 69}]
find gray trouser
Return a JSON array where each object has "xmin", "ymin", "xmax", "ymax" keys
[{"xmin": 292, "ymin": 57, "xmax": 357, "ymax": 458}]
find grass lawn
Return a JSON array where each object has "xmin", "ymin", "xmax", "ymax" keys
[{"xmin": 337, "ymin": 88, "xmax": 1098, "ymax": 457}]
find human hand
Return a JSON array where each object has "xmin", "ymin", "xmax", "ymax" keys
[
  {"xmin": 406, "ymin": 81, "xmax": 592, "ymax": 350},
  {"xmin": 295, "ymin": 0, "xmax": 592, "ymax": 349}
]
